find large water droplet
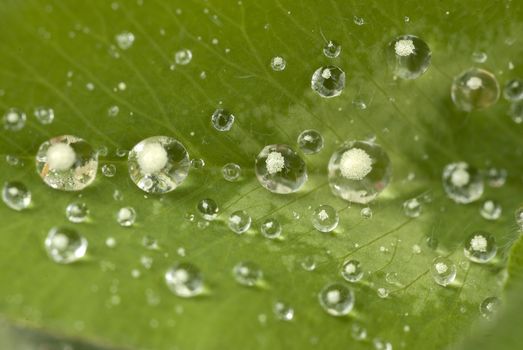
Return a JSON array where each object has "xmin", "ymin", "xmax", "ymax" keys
[
  {"xmin": 2, "ymin": 182, "xmax": 31, "ymax": 211},
  {"xmin": 311, "ymin": 66, "xmax": 345, "ymax": 98},
  {"xmin": 442, "ymin": 162, "xmax": 483, "ymax": 204},
  {"xmin": 197, "ymin": 198, "xmax": 219, "ymax": 221},
  {"xmin": 464, "ymin": 231, "xmax": 497, "ymax": 263},
  {"xmin": 164, "ymin": 262, "xmax": 204, "ymax": 298},
  {"xmin": 45, "ymin": 227, "xmax": 88, "ymax": 264},
  {"xmin": 233, "ymin": 261, "xmax": 263, "ymax": 286},
  {"xmin": 318, "ymin": 282, "xmax": 355, "ymax": 316},
  {"xmin": 211, "ymin": 108, "xmax": 235, "ymax": 131},
  {"xmin": 128, "ymin": 136, "xmax": 190, "ymax": 193},
  {"xmin": 341, "ymin": 260, "xmax": 363, "ymax": 282},
  {"xmin": 323, "ymin": 40, "xmax": 341, "ymax": 58},
  {"xmin": 255, "ymin": 144, "xmax": 307, "ymax": 194},
  {"xmin": 387, "ymin": 35, "xmax": 431, "ymax": 79},
  {"xmin": 228, "ymin": 210, "xmax": 252, "ymax": 234},
  {"xmin": 260, "ymin": 218, "xmax": 282, "ymax": 239},
  {"xmin": 431, "ymin": 256, "xmax": 457, "ymax": 286},
  {"xmin": 311, "ymin": 205, "xmax": 339, "ymax": 233},
  {"xmin": 508, "ymin": 100, "xmax": 523, "ymax": 124},
  {"xmin": 2, "ymin": 108, "xmax": 26, "ymax": 131},
  {"xmin": 222, "ymin": 163, "xmax": 241, "ymax": 182},
  {"xmin": 328, "ymin": 140, "xmax": 391, "ymax": 204},
  {"xmin": 66, "ymin": 202, "xmax": 89, "ymax": 223},
  {"xmin": 451, "ymin": 68, "xmax": 500, "ymax": 111},
  {"xmin": 297, "ymin": 129, "xmax": 324, "ymax": 155}
]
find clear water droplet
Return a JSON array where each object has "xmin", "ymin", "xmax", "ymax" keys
[
  {"xmin": 142, "ymin": 235, "xmax": 159, "ymax": 250},
  {"xmin": 255, "ymin": 144, "xmax": 307, "ymax": 194},
  {"xmin": 387, "ymin": 35, "xmax": 431, "ymax": 79},
  {"xmin": 190, "ymin": 158, "xmax": 205, "ymax": 169},
  {"xmin": 515, "ymin": 207, "xmax": 523, "ymax": 231},
  {"xmin": 312, "ymin": 205, "xmax": 339, "ymax": 232},
  {"xmin": 328, "ymin": 140, "xmax": 391, "ymax": 204},
  {"xmin": 36, "ymin": 135, "xmax": 98, "ymax": 191},
  {"xmin": 128, "ymin": 136, "xmax": 190, "ymax": 194},
  {"xmin": 508, "ymin": 100, "xmax": 523, "ymax": 124},
  {"xmin": 260, "ymin": 218, "xmax": 282, "ymax": 239},
  {"xmin": 211, "ymin": 108, "xmax": 235, "ymax": 131},
  {"xmin": 65, "ymin": 202, "xmax": 89, "ymax": 223},
  {"xmin": 174, "ymin": 49, "xmax": 192, "ymax": 65},
  {"xmin": 479, "ymin": 296, "xmax": 501, "ymax": 319},
  {"xmin": 353, "ymin": 16, "xmax": 365, "ymax": 25},
  {"xmin": 34, "ymin": 107, "xmax": 55, "ymax": 124},
  {"xmin": 321, "ymin": 39, "xmax": 341, "ymax": 58},
  {"xmin": 300, "ymin": 256, "xmax": 316, "ymax": 271},
  {"xmin": 117, "ymin": 207, "xmax": 136, "ymax": 227},
  {"xmin": 2, "ymin": 182, "xmax": 31, "ymax": 211},
  {"xmin": 164, "ymin": 262, "xmax": 204, "ymax": 298},
  {"xmin": 431, "ymin": 256, "xmax": 457, "ymax": 286},
  {"xmin": 485, "ymin": 167, "xmax": 507, "ymax": 188},
  {"xmin": 5, "ymin": 155, "xmax": 21, "ymax": 167},
  {"xmin": 270, "ymin": 56, "xmax": 286, "ymax": 71},
  {"xmin": 197, "ymin": 198, "xmax": 219, "ymax": 221},
  {"xmin": 503, "ymin": 79, "xmax": 523, "ymax": 101},
  {"xmin": 373, "ymin": 338, "xmax": 393, "ymax": 350},
  {"xmin": 115, "ymin": 31, "xmax": 135, "ymax": 50},
  {"xmin": 228, "ymin": 210, "xmax": 252, "ymax": 234},
  {"xmin": 102, "ymin": 164, "xmax": 116, "ymax": 177},
  {"xmin": 403, "ymin": 198, "xmax": 421, "ymax": 218},
  {"xmin": 233, "ymin": 261, "xmax": 263, "ymax": 286},
  {"xmin": 360, "ymin": 207, "xmax": 373, "ymax": 218},
  {"xmin": 311, "ymin": 66, "xmax": 345, "ymax": 98},
  {"xmin": 480, "ymin": 200, "xmax": 502, "ymax": 220},
  {"xmin": 273, "ymin": 301, "xmax": 294, "ymax": 321},
  {"xmin": 105, "ymin": 237, "xmax": 117, "ymax": 248},
  {"xmin": 3, "ymin": 108, "xmax": 26, "ymax": 131},
  {"xmin": 451, "ymin": 68, "xmax": 500, "ymax": 111},
  {"xmin": 351, "ymin": 323, "xmax": 368, "ymax": 341},
  {"xmin": 45, "ymin": 227, "xmax": 88, "ymax": 264},
  {"xmin": 222, "ymin": 163, "xmax": 241, "ymax": 182},
  {"xmin": 341, "ymin": 260, "xmax": 363, "ymax": 282},
  {"xmin": 318, "ymin": 282, "xmax": 355, "ymax": 316},
  {"xmin": 471, "ymin": 51, "xmax": 488, "ymax": 63},
  {"xmin": 107, "ymin": 105, "xmax": 120, "ymax": 117},
  {"xmin": 297, "ymin": 129, "xmax": 324, "ymax": 155},
  {"xmin": 442, "ymin": 162, "xmax": 483, "ymax": 204},
  {"xmin": 464, "ymin": 231, "xmax": 497, "ymax": 263}
]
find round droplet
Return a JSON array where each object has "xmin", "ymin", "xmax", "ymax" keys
[
  {"xmin": 377, "ymin": 287, "xmax": 389, "ymax": 299},
  {"xmin": 431, "ymin": 256, "xmax": 457, "ymax": 286},
  {"xmin": 464, "ymin": 231, "xmax": 497, "ymax": 263},
  {"xmin": 255, "ymin": 144, "xmax": 307, "ymax": 194},
  {"xmin": 175, "ymin": 49, "xmax": 192, "ymax": 65},
  {"xmin": 311, "ymin": 66, "xmax": 345, "ymax": 98},
  {"xmin": 508, "ymin": 100, "xmax": 523, "ymax": 124},
  {"xmin": 101, "ymin": 164, "xmax": 116, "ymax": 177},
  {"xmin": 480, "ymin": 200, "xmax": 502, "ymax": 220},
  {"xmin": 360, "ymin": 207, "xmax": 373, "ymax": 218},
  {"xmin": 471, "ymin": 51, "xmax": 488, "ymax": 64},
  {"xmin": 197, "ymin": 198, "xmax": 219, "ymax": 221},
  {"xmin": 515, "ymin": 208, "xmax": 523, "ymax": 231},
  {"xmin": 451, "ymin": 68, "xmax": 500, "ymax": 111},
  {"xmin": 300, "ymin": 256, "xmax": 316, "ymax": 271},
  {"xmin": 164, "ymin": 262, "xmax": 204, "ymax": 298},
  {"xmin": 65, "ymin": 202, "xmax": 89, "ymax": 223},
  {"xmin": 318, "ymin": 282, "xmax": 355, "ymax": 316},
  {"xmin": 323, "ymin": 40, "xmax": 341, "ymax": 58},
  {"xmin": 351, "ymin": 323, "xmax": 368, "ymax": 341},
  {"xmin": 117, "ymin": 207, "xmax": 136, "ymax": 227},
  {"xmin": 387, "ymin": 35, "xmax": 431, "ymax": 80},
  {"xmin": 311, "ymin": 205, "xmax": 339, "ymax": 233},
  {"xmin": 442, "ymin": 162, "xmax": 484, "ymax": 204},
  {"xmin": 233, "ymin": 261, "xmax": 263, "ymax": 286},
  {"xmin": 36, "ymin": 135, "xmax": 98, "ymax": 191},
  {"xmin": 260, "ymin": 218, "xmax": 282, "ymax": 239},
  {"xmin": 373, "ymin": 338, "xmax": 393, "ymax": 350},
  {"xmin": 485, "ymin": 167, "xmax": 507, "ymax": 188},
  {"xmin": 297, "ymin": 130, "xmax": 324, "ymax": 155},
  {"xmin": 128, "ymin": 136, "xmax": 190, "ymax": 194},
  {"xmin": 273, "ymin": 301, "xmax": 294, "ymax": 321},
  {"xmin": 503, "ymin": 79, "xmax": 523, "ymax": 101},
  {"xmin": 228, "ymin": 210, "xmax": 251, "ymax": 234},
  {"xmin": 115, "ymin": 31, "xmax": 135, "ymax": 50},
  {"xmin": 480, "ymin": 296, "xmax": 501, "ymax": 319},
  {"xmin": 328, "ymin": 140, "xmax": 391, "ymax": 204},
  {"xmin": 2, "ymin": 182, "xmax": 31, "ymax": 211},
  {"xmin": 341, "ymin": 260, "xmax": 363, "ymax": 282},
  {"xmin": 3, "ymin": 108, "xmax": 26, "ymax": 131},
  {"xmin": 222, "ymin": 163, "xmax": 241, "ymax": 182},
  {"xmin": 270, "ymin": 56, "xmax": 286, "ymax": 71},
  {"xmin": 211, "ymin": 108, "xmax": 235, "ymax": 131},
  {"xmin": 107, "ymin": 105, "xmax": 120, "ymax": 117},
  {"xmin": 403, "ymin": 198, "xmax": 422, "ymax": 218},
  {"xmin": 44, "ymin": 227, "xmax": 87, "ymax": 264},
  {"xmin": 34, "ymin": 107, "xmax": 55, "ymax": 125}
]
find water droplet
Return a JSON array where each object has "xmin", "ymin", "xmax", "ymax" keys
[
  {"xmin": 471, "ymin": 51, "xmax": 488, "ymax": 63},
  {"xmin": 318, "ymin": 282, "xmax": 354, "ymax": 316},
  {"xmin": 479, "ymin": 296, "xmax": 501, "ymax": 319},
  {"xmin": 113, "ymin": 189, "xmax": 123, "ymax": 201},
  {"xmin": 353, "ymin": 16, "xmax": 365, "ymax": 25},
  {"xmin": 515, "ymin": 208, "xmax": 523, "ymax": 231},
  {"xmin": 34, "ymin": 107, "xmax": 55, "ymax": 124},
  {"xmin": 311, "ymin": 66, "xmax": 345, "ymax": 98},
  {"xmin": 328, "ymin": 140, "xmax": 391, "ymax": 204},
  {"xmin": 297, "ymin": 129, "xmax": 324, "ymax": 155},
  {"xmin": 65, "ymin": 202, "xmax": 89, "ymax": 223},
  {"xmin": 255, "ymin": 144, "xmax": 307, "ymax": 194},
  {"xmin": 387, "ymin": 35, "xmax": 431, "ymax": 79},
  {"xmin": 164, "ymin": 262, "xmax": 204, "ymax": 298},
  {"xmin": 115, "ymin": 31, "xmax": 135, "ymax": 50},
  {"xmin": 197, "ymin": 198, "xmax": 219, "ymax": 221},
  {"xmin": 300, "ymin": 256, "xmax": 316, "ymax": 271},
  {"xmin": 503, "ymin": 79, "xmax": 523, "ymax": 101},
  {"xmin": 360, "ymin": 207, "xmax": 373, "ymax": 218},
  {"xmin": 3, "ymin": 108, "xmax": 26, "ymax": 131},
  {"xmin": 451, "ymin": 68, "xmax": 500, "ymax": 111},
  {"xmin": 270, "ymin": 56, "xmax": 286, "ymax": 71},
  {"xmin": 312, "ymin": 205, "xmax": 339, "ymax": 232},
  {"xmin": 102, "ymin": 164, "xmax": 116, "ymax": 177},
  {"xmin": 117, "ymin": 207, "xmax": 136, "ymax": 227},
  {"xmin": 211, "ymin": 108, "xmax": 235, "ymax": 131},
  {"xmin": 45, "ymin": 227, "xmax": 87, "ymax": 264},
  {"xmin": 431, "ymin": 256, "xmax": 457, "ymax": 286},
  {"xmin": 174, "ymin": 49, "xmax": 192, "ymax": 65},
  {"xmin": 373, "ymin": 338, "xmax": 393, "ymax": 350},
  {"xmin": 228, "ymin": 210, "xmax": 252, "ymax": 234},
  {"xmin": 190, "ymin": 158, "xmax": 205, "ymax": 170},
  {"xmin": 233, "ymin": 261, "xmax": 263, "ymax": 286},
  {"xmin": 377, "ymin": 287, "xmax": 389, "ymax": 298},
  {"xmin": 442, "ymin": 162, "xmax": 483, "ymax": 204},
  {"xmin": 2, "ymin": 182, "xmax": 31, "ymax": 211},
  {"xmin": 508, "ymin": 100, "xmax": 523, "ymax": 124},
  {"xmin": 107, "ymin": 105, "xmax": 120, "ymax": 117},
  {"xmin": 480, "ymin": 200, "xmax": 502, "ymax": 220},
  {"xmin": 36, "ymin": 135, "xmax": 98, "ymax": 191},
  {"xmin": 222, "ymin": 163, "xmax": 241, "ymax": 181},
  {"xmin": 273, "ymin": 301, "xmax": 294, "ymax": 321},
  {"xmin": 5, "ymin": 155, "xmax": 21, "ymax": 167},
  {"xmin": 464, "ymin": 231, "xmax": 497, "ymax": 263},
  {"xmin": 128, "ymin": 136, "xmax": 190, "ymax": 194},
  {"xmin": 341, "ymin": 260, "xmax": 363, "ymax": 282},
  {"xmin": 105, "ymin": 237, "xmax": 117, "ymax": 248},
  {"xmin": 351, "ymin": 323, "xmax": 368, "ymax": 341},
  {"xmin": 402, "ymin": 198, "xmax": 421, "ymax": 218},
  {"xmin": 260, "ymin": 218, "xmax": 282, "ymax": 239},
  {"xmin": 142, "ymin": 235, "xmax": 159, "ymax": 250},
  {"xmin": 323, "ymin": 40, "xmax": 341, "ymax": 58},
  {"xmin": 485, "ymin": 167, "xmax": 507, "ymax": 188}
]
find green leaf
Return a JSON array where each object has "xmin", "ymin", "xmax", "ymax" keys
[{"xmin": 1, "ymin": 1, "xmax": 522, "ymax": 349}]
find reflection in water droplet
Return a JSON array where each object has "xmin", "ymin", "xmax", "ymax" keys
[
  {"xmin": 270, "ymin": 56, "xmax": 286, "ymax": 71},
  {"xmin": 341, "ymin": 260, "xmax": 363, "ymax": 282},
  {"xmin": 297, "ymin": 129, "xmax": 324, "ymax": 155},
  {"xmin": 387, "ymin": 35, "xmax": 431, "ymax": 79},
  {"xmin": 431, "ymin": 256, "xmax": 457, "ymax": 286},
  {"xmin": 480, "ymin": 200, "xmax": 502, "ymax": 220},
  {"xmin": 260, "ymin": 218, "xmax": 282, "ymax": 239},
  {"xmin": 403, "ymin": 198, "xmax": 422, "ymax": 218},
  {"xmin": 115, "ymin": 31, "xmax": 135, "ymax": 50},
  {"xmin": 273, "ymin": 301, "xmax": 294, "ymax": 321},
  {"xmin": 323, "ymin": 40, "xmax": 341, "ymax": 58},
  {"xmin": 34, "ymin": 107, "xmax": 55, "ymax": 124},
  {"xmin": 211, "ymin": 108, "xmax": 235, "ymax": 131},
  {"xmin": 479, "ymin": 296, "xmax": 501, "ymax": 319},
  {"xmin": 175, "ymin": 49, "xmax": 192, "ymax": 65},
  {"xmin": 3, "ymin": 108, "xmax": 26, "ymax": 131}
]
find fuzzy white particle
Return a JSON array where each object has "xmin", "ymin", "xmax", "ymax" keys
[
  {"xmin": 466, "ymin": 77, "xmax": 483, "ymax": 90},
  {"xmin": 451, "ymin": 168, "xmax": 470, "ymax": 187},
  {"xmin": 52, "ymin": 233, "xmax": 69, "ymax": 250},
  {"xmin": 344, "ymin": 263, "xmax": 356, "ymax": 274},
  {"xmin": 470, "ymin": 234, "xmax": 488, "ymax": 252},
  {"xmin": 266, "ymin": 151, "xmax": 285, "ymax": 174},
  {"xmin": 395, "ymin": 39, "xmax": 415, "ymax": 57},
  {"xmin": 137, "ymin": 143, "xmax": 168, "ymax": 173},
  {"xmin": 46, "ymin": 143, "xmax": 76, "ymax": 171},
  {"xmin": 321, "ymin": 68, "xmax": 332, "ymax": 79},
  {"xmin": 435, "ymin": 262, "xmax": 448, "ymax": 274},
  {"xmin": 318, "ymin": 209, "xmax": 329, "ymax": 221},
  {"xmin": 230, "ymin": 215, "xmax": 241, "ymax": 225},
  {"xmin": 326, "ymin": 290, "xmax": 341, "ymax": 304},
  {"xmin": 340, "ymin": 148, "xmax": 373, "ymax": 180}
]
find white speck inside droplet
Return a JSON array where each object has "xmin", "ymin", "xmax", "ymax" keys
[
  {"xmin": 321, "ymin": 68, "xmax": 332, "ymax": 79},
  {"xmin": 137, "ymin": 143, "xmax": 168, "ymax": 173},
  {"xmin": 174, "ymin": 269, "xmax": 189, "ymax": 282},
  {"xmin": 394, "ymin": 39, "xmax": 415, "ymax": 57},
  {"xmin": 340, "ymin": 148, "xmax": 373, "ymax": 180},
  {"xmin": 230, "ymin": 215, "xmax": 241, "ymax": 225},
  {"xmin": 266, "ymin": 151, "xmax": 285, "ymax": 175},
  {"xmin": 435, "ymin": 262, "xmax": 448, "ymax": 274},
  {"xmin": 344, "ymin": 263, "xmax": 356, "ymax": 274},
  {"xmin": 470, "ymin": 235, "xmax": 488, "ymax": 252},
  {"xmin": 451, "ymin": 168, "xmax": 470, "ymax": 187},
  {"xmin": 318, "ymin": 209, "xmax": 329, "ymax": 221},
  {"xmin": 53, "ymin": 233, "xmax": 69, "ymax": 250},
  {"xmin": 466, "ymin": 77, "xmax": 483, "ymax": 90},
  {"xmin": 326, "ymin": 290, "xmax": 341, "ymax": 304},
  {"xmin": 47, "ymin": 143, "xmax": 76, "ymax": 171}
]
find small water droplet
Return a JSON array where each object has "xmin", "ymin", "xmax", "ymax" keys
[
  {"xmin": 312, "ymin": 205, "xmax": 339, "ymax": 233},
  {"xmin": 211, "ymin": 108, "xmax": 235, "ymax": 131},
  {"xmin": 442, "ymin": 162, "xmax": 484, "ymax": 204},
  {"xmin": 65, "ymin": 202, "xmax": 89, "ymax": 223},
  {"xmin": 480, "ymin": 296, "xmax": 501, "ymax": 319},
  {"xmin": 174, "ymin": 49, "xmax": 192, "ymax": 65},
  {"xmin": 503, "ymin": 79, "xmax": 523, "ymax": 101},
  {"xmin": 102, "ymin": 164, "xmax": 116, "ymax": 177},
  {"xmin": 464, "ymin": 231, "xmax": 497, "ymax": 263},
  {"xmin": 341, "ymin": 260, "xmax": 363, "ymax": 282},
  {"xmin": 373, "ymin": 338, "xmax": 393, "ymax": 350},
  {"xmin": 300, "ymin": 256, "xmax": 316, "ymax": 271},
  {"xmin": 142, "ymin": 235, "xmax": 159, "ymax": 250},
  {"xmin": 228, "ymin": 210, "xmax": 252, "ymax": 234},
  {"xmin": 164, "ymin": 262, "xmax": 204, "ymax": 298},
  {"xmin": 233, "ymin": 261, "xmax": 263, "ymax": 286},
  {"xmin": 273, "ymin": 301, "xmax": 294, "ymax": 321},
  {"xmin": 403, "ymin": 198, "xmax": 422, "ymax": 218},
  {"xmin": 508, "ymin": 100, "xmax": 523, "ymax": 124},
  {"xmin": 3, "ymin": 108, "xmax": 26, "ymax": 131},
  {"xmin": 197, "ymin": 198, "xmax": 219, "ymax": 221},
  {"xmin": 34, "ymin": 107, "xmax": 55, "ymax": 124},
  {"xmin": 311, "ymin": 66, "xmax": 345, "ymax": 98},
  {"xmin": 323, "ymin": 40, "xmax": 341, "ymax": 58},
  {"xmin": 115, "ymin": 31, "xmax": 135, "ymax": 50},
  {"xmin": 451, "ymin": 68, "xmax": 500, "ymax": 111},
  {"xmin": 297, "ymin": 129, "xmax": 324, "ymax": 155},
  {"xmin": 270, "ymin": 56, "xmax": 286, "ymax": 71},
  {"xmin": 190, "ymin": 158, "xmax": 205, "ymax": 169},
  {"xmin": 260, "ymin": 218, "xmax": 282, "ymax": 239},
  {"xmin": 45, "ymin": 227, "xmax": 87, "ymax": 264},
  {"xmin": 117, "ymin": 207, "xmax": 136, "ymax": 227},
  {"xmin": 2, "ymin": 182, "xmax": 31, "ymax": 211},
  {"xmin": 376, "ymin": 287, "xmax": 389, "ymax": 298},
  {"xmin": 485, "ymin": 167, "xmax": 507, "ymax": 188},
  {"xmin": 5, "ymin": 155, "xmax": 21, "ymax": 167},
  {"xmin": 360, "ymin": 207, "xmax": 373, "ymax": 218},
  {"xmin": 318, "ymin": 282, "xmax": 355, "ymax": 316},
  {"xmin": 353, "ymin": 16, "xmax": 365, "ymax": 25},
  {"xmin": 471, "ymin": 51, "xmax": 488, "ymax": 63},
  {"xmin": 480, "ymin": 200, "xmax": 502, "ymax": 220},
  {"xmin": 351, "ymin": 323, "xmax": 368, "ymax": 341},
  {"xmin": 222, "ymin": 163, "xmax": 241, "ymax": 182},
  {"xmin": 105, "ymin": 237, "xmax": 117, "ymax": 248},
  {"xmin": 431, "ymin": 256, "xmax": 457, "ymax": 286},
  {"xmin": 107, "ymin": 105, "xmax": 120, "ymax": 117},
  {"xmin": 388, "ymin": 35, "xmax": 431, "ymax": 79}
]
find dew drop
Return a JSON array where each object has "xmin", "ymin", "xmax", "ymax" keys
[
  {"xmin": 373, "ymin": 338, "xmax": 393, "ymax": 350},
  {"xmin": 34, "ymin": 107, "xmax": 55, "ymax": 124},
  {"xmin": 197, "ymin": 198, "xmax": 219, "ymax": 221},
  {"xmin": 360, "ymin": 207, "xmax": 373, "ymax": 218},
  {"xmin": 115, "ymin": 31, "xmax": 135, "ymax": 50},
  {"xmin": 190, "ymin": 158, "xmax": 205, "ymax": 169},
  {"xmin": 65, "ymin": 202, "xmax": 89, "ymax": 223},
  {"xmin": 402, "ymin": 198, "xmax": 421, "ymax": 218},
  {"xmin": 377, "ymin": 287, "xmax": 389, "ymax": 298},
  {"xmin": 105, "ymin": 237, "xmax": 117, "ymax": 248},
  {"xmin": 273, "ymin": 301, "xmax": 294, "ymax": 321},
  {"xmin": 515, "ymin": 208, "xmax": 523, "ymax": 231},
  {"xmin": 300, "ymin": 256, "xmax": 316, "ymax": 271},
  {"xmin": 451, "ymin": 68, "xmax": 500, "ymax": 111},
  {"xmin": 174, "ymin": 49, "xmax": 192, "ymax": 65},
  {"xmin": 442, "ymin": 162, "xmax": 483, "ymax": 204},
  {"xmin": 480, "ymin": 296, "xmax": 501, "ymax": 319},
  {"xmin": 297, "ymin": 129, "xmax": 324, "ymax": 155},
  {"xmin": 508, "ymin": 100, "xmax": 523, "ymax": 124},
  {"xmin": 211, "ymin": 108, "xmax": 235, "ymax": 131},
  {"xmin": 503, "ymin": 79, "xmax": 523, "ymax": 101},
  {"xmin": 387, "ymin": 35, "xmax": 431, "ymax": 79},
  {"xmin": 311, "ymin": 205, "xmax": 339, "ymax": 233},
  {"xmin": 270, "ymin": 56, "xmax": 286, "ymax": 71},
  {"xmin": 318, "ymin": 282, "xmax": 354, "ymax": 316},
  {"xmin": 471, "ymin": 51, "xmax": 488, "ymax": 64},
  {"xmin": 3, "ymin": 108, "xmax": 26, "ymax": 131},
  {"xmin": 353, "ymin": 16, "xmax": 365, "ymax": 25},
  {"xmin": 164, "ymin": 262, "xmax": 204, "ymax": 298},
  {"xmin": 341, "ymin": 260, "xmax": 363, "ymax": 282},
  {"xmin": 351, "ymin": 323, "xmax": 368, "ymax": 341},
  {"xmin": 107, "ymin": 105, "xmax": 120, "ymax": 117},
  {"xmin": 233, "ymin": 261, "xmax": 263, "ymax": 286},
  {"xmin": 464, "ymin": 231, "xmax": 497, "ymax": 263},
  {"xmin": 485, "ymin": 167, "xmax": 507, "ymax": 188},
  {"xmin": 2, "ymin": 182, "xmax": 31, "ymax": 211},
  {"xmin": 431, "ymin": 256, "xmax": 457, "ymax": 286},
  {"xmin": 228, "ymin": 210, "xmax": 252, "ymax": 234},
  {"xmin": 480, "ymin": 200, "xmax": 502, "ymax": 220},
  {"xmin": 117, "ymin": 207, "xmax": 136, "ymax": 227},
  {"xmin": 323, "ymin": 40, "xmax": 341, "ymax": 58},
  {"xmin": 45, "ymin": 227, "xmax": 87, "ymax": 264},
  {"xmin": 102, "ymin": 164, "xmax": 116, "ymax": 177},
  {"xmin": 260, "ymin": 218, "xmax": 282, "ymax": 239},
  {"xmin": 222, "ymin": 163, "xmax": 241, "ymax": 182},
  {"xmin": 311, "ymin": 66, "xmax": 345, "ymax": 98}
]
